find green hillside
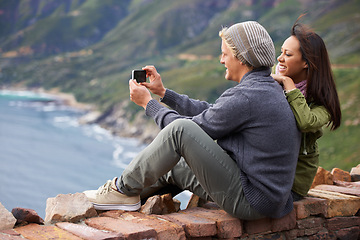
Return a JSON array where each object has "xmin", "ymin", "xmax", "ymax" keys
[
  {"xmin": 0, "ymin": 0, "xmax": 359, "ymax": 171},
  {"xmin": 318, "ymin": 68, "xmax": 360, "ymax": 172}
]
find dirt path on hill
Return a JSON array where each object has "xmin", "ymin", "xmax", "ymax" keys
[{"xmin": 332, "ymin": 64, "xmax": 360, "ymax": 69}]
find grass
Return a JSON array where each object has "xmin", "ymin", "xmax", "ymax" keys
[{"xmin": 317, "ymin": 67, "xmax": 360, "ymax": 171}]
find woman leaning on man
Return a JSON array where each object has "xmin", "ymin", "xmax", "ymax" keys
[{"xmin": 272, "ymin": 16, "xmax": 342, "ymax": 201}]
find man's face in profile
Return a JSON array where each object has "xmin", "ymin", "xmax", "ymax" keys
[{"xmin": 220, "ymin": 40, "xmax": 242, "ymax": 83}]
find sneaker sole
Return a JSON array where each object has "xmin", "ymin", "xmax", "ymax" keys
[{"xmin": 92, "ymin": 201, "xmax": 141, "ymax": 211}]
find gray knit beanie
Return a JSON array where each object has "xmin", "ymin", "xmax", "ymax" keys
[{"xmin": 219, "ymin": 21, "xmax": 275, "ymax": 68}]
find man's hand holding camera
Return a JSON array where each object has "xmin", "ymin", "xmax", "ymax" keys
[
  {"xmin": 129, "ymin": 65, "xmax": 166, "ymax": 109},
  {"xmin": 129, "ymin": 79, "xmax": 152, "ymax": 109}
]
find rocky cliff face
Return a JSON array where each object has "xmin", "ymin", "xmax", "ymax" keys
[{"xmin": 92, "ymin": 100, "xmax": 159, "ymax": 144}]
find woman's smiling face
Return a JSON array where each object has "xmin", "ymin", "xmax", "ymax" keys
[{"xmin": 277, "ymin": 36, "xmax": 308, "ymax": 83}]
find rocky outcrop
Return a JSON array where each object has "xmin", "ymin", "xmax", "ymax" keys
[
  {"xmin": 91, "ymin": 100, "xmax": 159, "ymax": 144},
  {"xmin": 11, "ymin": 208, "xmax": 44, "ymax": 226},
  {"xmin": 0, "ymin": 203, "xmax": 16, "ymax": 231},
  {"xmin": 139, "ymin": 193, "xmax": 180, "ymax": 215},
  {"xmin": 45, "ymin": 193, "xmax": 97, "ymax": 224},
  {"xmin": 1, "ymin": 165, "xmax": 359, "ymax": 239}
]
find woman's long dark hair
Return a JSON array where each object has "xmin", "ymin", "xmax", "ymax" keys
[{"xmin": 291, "ymin": 17, "xmax": 341, "ymax": 130}]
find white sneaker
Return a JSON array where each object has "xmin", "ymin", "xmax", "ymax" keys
[{"xmin": 83, "ymin": 177, "xmax": 141, "ymax": 211}]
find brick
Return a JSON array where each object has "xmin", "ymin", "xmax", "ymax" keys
[
  {"xmin": 350, "ymin": 165, "xmax": 360, "ymax": 181},
  {"xmin": 56, "ymin": 222, "xmax": 124, "ymax": 240},
  {"xmin": 284, "ymin": 228, "xmax": 305, "ymax": 239},
  {"xmin": 140, "ymin": 193, "xmax": 177, "ymax": 215},
  {"xmin": 0, "ymin": 234, "xmax": 24, "ymax": 240},
  {"xmin": 186, "ymin": 237, "xmax": 213, "ymax": 240},
  {"xmin": 326, "ymin": 216, "xmax": 360, "ymax": 230},
  {"xmin": 327, "ymin": 231, "xmax": 338, "ymax": 240},
  {"xmin": 304, "ymin": 226, "xmax": 324, "ymax": 236},
  {"xmin": 85, "ymin": 216, "xmax": 157, "ymax": 240},
  {"xmin": 0, "ymin": 229, "xmax": 21, "ymax": 237},
  {"xmin": 334, "ymin": 226, "xmax": 360, "ymax": 240},
  {"xmin": 331, "ymin": 168, "xmax": 351, "ymax": 182},
  {"xmin": 246, "ymin": 232, "xmax": 286, "ymax": 240},
  {"xmin": 118, "ymin": 212, "xmax": 186, "ymax": 240},
  {"xmin": 139, "ymin": 195, "xmax": 163, "ymax": 215},
  {"xmin": 11, "ymin": 208, "xmax": 44, "ymax": 225},
  {"xmin": 271, "ymin": 209, "xmax": 296, "ymax": 232},
  {"xmin": 201, "ymin": 202, "xmax": 220, "ymax": 210},
  {"xmin": 314, "ymin": 184, "xmax": 360, "ymax": 197},
  {"xmin": 14, "ymin": 223, "xmax": 83, "ymax": 240},
  {"xmin": 182, "ymin": 207, "xmax": 242, "ymax": 238},
  {"xmin": 293, "ymin": 197, "xmax": 327, "ymax": 219},
  {"xmin": 311, "ymin": 167, "xmax": 333, "ymax": 188},
  {"xmin": 308, "ymin": 189, "xmax": 360, "ymax": 217},
  {"xmin": 307, "ymin": 228, "xmax": 330, "ymax": 240},
  {"xmin": 0, "ymin": 229, "xmax": 24, "ymax": 240},
  {"xmin": 296, "ymin": 217, "xmax": 325, "ymax": 230},
  {"xmin": 186, "ymin": 194, "xmax": 208, "ymax": 209},
  {"xmin": 99, "ymin": 210, "xmax": 125, "ymax": 218},
  {"xmin": 243, "ymin": 217, "xmax": 272, "ymax": 235},
  {"xmin": 160, "ymin": 211, "xmax": 217, "ymax": 237},
  {"xmin": 334, "ymin": 180, "xmax": 360, "ymax": 189},
  {"xmin": 160, "ymin": 193, "xmax": 177, "ymax": 214},
  {"xmin": 173, "ymin": 198, "xmax": 181, "ymax": 212}
]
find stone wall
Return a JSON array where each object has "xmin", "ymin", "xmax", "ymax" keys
[{"xmin": 1, "ymin": 165, "xmax": 359, "ymax": 239}]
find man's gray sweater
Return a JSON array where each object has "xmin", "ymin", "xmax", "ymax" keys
[{"xmin": 145, "ymin": 67, "xmax": 301, "ymax": 218}]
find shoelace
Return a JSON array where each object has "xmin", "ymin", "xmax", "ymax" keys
[{"xmin": 98, "ymin": 180, "xmax": 112, "ymax": 195}]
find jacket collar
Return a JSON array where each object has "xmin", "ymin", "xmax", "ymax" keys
[{"xmin": 239, "ymin": 67, "xmax": 272, "ymax": 84}]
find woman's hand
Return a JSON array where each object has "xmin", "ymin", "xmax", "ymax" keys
[
  {"xmin": 129, "ymin": 79, "xmax": 152, "ymax": 109},
  {"xmin": 140, "ymin": 65, "xmax": 166, "ymax": 98},
  {"xmin": 271, "ymin": 74, "xmax": 296, "ymax": 92}
]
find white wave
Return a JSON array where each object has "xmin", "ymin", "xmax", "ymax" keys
[
  {"xmin": 0, "ymin": 90, "xmax": 54, "ymax": 100},
  {"xmin": 53, "ymin": 116, "xmax": 73, "ymax": 123},
  {"xmin": 92, "ymin": 124, "xmax": 112, "ymax": 137},
  {"xmin": 112, "ymin": 144, "xmax": 124, "ymax": 160},
  {"xmin": 41, "ymin": 105, "xmax": 57, "ymax": 112},
  {"xmin": 52, "ymin": 116, "xmax": 79, "ymax": 128},
  {"xmin": 81, "ymin": 124, "xmax": 113, "ymax": 143},
  {"xmin": 112, "ymin": 144, "xmax": 130, "ymax": 169}
]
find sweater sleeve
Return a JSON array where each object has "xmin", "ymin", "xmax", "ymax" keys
[
  {"xmin": 145, "ymin": 99, "xmax": 188, "ymax": 129},
  {"xmin": 146, "ymin": 87, "xmax": 250, "ymax": 139},
  {"xmin": 161, "ymin": 89, "xmax": 212, "ymax": 116},
  {"xmin": 286, "ymin": 89, "xmax": 330, "ymax": 132}
]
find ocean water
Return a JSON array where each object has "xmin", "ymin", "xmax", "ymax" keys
[{"xmin": 0, "ymin": 90, "xmax": 190, "ymax": 218}]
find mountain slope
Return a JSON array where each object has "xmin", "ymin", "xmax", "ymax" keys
[
  {"xmin": 0, "ymin": 0, "xmax": 131, "ymax": 54},
  {"xmin": 0, "ymin": 0, "xmax": 359, "ymax": 171}
]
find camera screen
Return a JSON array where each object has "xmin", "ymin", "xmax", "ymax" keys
[{"xmin": 133, "ymin": 70, "xmax": 146, "ymax": 83}]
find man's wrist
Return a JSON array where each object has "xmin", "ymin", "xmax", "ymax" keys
[
  {"xmin": 158, "ymin": 88, "xmax": 166, "ymax": 99},
  {"xmin": 142, "ymin": 97, "xmax": 153, "ymax": 110}
]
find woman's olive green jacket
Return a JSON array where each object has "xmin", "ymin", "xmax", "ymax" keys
[{"xmin": 286, "ymin": 89, "xmax": 330, "ymax": 196}]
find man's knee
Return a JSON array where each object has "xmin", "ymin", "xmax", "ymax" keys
[
  {"xmin": 159, "ymin": 119, "xmax": 203, "ymax": 143},
  {"xmin": 169, "ymin": 119, "xmax": 198, "ymax": 130}
]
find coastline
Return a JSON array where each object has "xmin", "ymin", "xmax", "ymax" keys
[
  {"xmin": 1, "ymin": 86, "xmax": 102, "ymax": 121},
  {"xmin": 0, "ymin": 86, "xmax": 158, "ymax": 144},
  {"xmin": 0, "ymin": 86, "xmax": 96, "ymax": 111}
]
